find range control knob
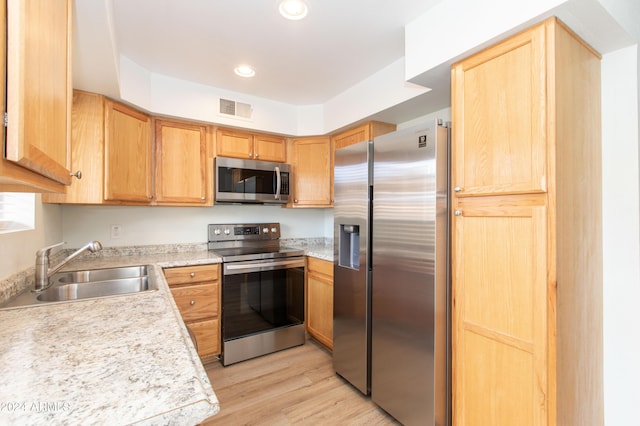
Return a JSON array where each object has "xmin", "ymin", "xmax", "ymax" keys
[
  {"xmin": 223, "ymin": 228, "xmax": 230, "ymax": 235},
  {"xmin": 262, "ymin": 227, "xmax": 269, "ymax": 234},
  {"xmin": 214, "ymin": 228, "xmax": 221, "ymax": 235},
  {"xmin": 271, "ymin": 227, "xmax": 277, "ymax": 233}
]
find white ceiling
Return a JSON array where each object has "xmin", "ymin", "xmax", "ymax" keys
[{"xmin": 74, "ymin": 0, "xmax": 445, "ymax": 107}]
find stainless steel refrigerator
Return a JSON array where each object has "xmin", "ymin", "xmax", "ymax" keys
[{"xmin": 333, "ymin": 119, "xmax": 450, "ymax": 426}]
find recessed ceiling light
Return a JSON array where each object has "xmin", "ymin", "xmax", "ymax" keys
[
  {"xmin": 234, "ymin": 65, "xmax": 255, "ymax": 78},
  {"xmin": 279, "ymin": 0, "xmax": 308, "ymax": 20}
]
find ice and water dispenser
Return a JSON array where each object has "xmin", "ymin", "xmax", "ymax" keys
[{"xmin": 339, "ymin": 224, "xmax": 360, "ymax": 269}]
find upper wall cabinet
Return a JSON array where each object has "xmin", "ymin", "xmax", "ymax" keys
[
  {"xmin": 288, "ymin": 136, "xmax": 333, "ymax": 208},
  {"xmin": 43, "ymin": 91, "xmax": 104, "ymax": 204},
  {"xmin": 44, "ymin": 91, "xmax": 153, "ymax": 205},
  {"xmin": 0, "ymin": 0, "xmax": 72, "ymax": 192},
  {"xmin": 331, "ymin": 121, "xmax": 396, "ymax": 150},
  {"xmin": 104, "ymin": 99, "xmax": 153, "ymax": 203},
  {"xmin": 155, "ymin": 119, "xmax": 211, "ymax": 206},
  {"xmin": 216, "ymin": 127, "xmax": 286, "ymax": 162},
  {"xmin": 44, "ymin": 91, "xmax": 214, "ymax": 206}
]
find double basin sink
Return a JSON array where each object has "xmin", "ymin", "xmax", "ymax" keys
[{"xmin": 0, "ymin": 265, "xmax": 157, "ymax": 309}]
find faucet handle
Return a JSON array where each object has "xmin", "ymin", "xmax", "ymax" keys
[{"xmin": 36, "ymin": 242, "xmax": 66, "ymax": 257}]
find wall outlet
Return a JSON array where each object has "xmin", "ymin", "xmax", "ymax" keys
[{"xmin": 110, "ymin": 224, "xmax": 122, "ymax": 239}]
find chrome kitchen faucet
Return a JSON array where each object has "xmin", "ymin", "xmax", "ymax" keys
[{"xmin": 33, "ymin": 241, "xmax": 103, "ymax": 292}]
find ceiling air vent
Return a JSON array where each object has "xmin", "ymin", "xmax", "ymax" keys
[{"xmin": 219, "ymin": 98, "xmax": 253, "ymax": 120}]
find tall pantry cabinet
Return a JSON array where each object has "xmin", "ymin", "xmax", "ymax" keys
[{"xmin": 451, "ymin": 18, "xmax": 602, "ymax": 426}]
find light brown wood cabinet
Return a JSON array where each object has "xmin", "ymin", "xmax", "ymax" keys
[
  {"xmin": 104, "ymin": 99, "xmax": 153, "ymax": 203},
  {"xmin": 44, "ymin": 92, "xmax": 214, "ymax": 206},
  {"xmin": 306, "ymin": 257, "xmax": 333, "ymax": 350},
  {"xmin": 0, "ymin": 0, "xmax": 72, "ymax": 192},
  {"xmin": 154, "ymin": 119, "xmax": 211, "ymax": 205},
  {"xmin": 43, "ymin": 91, "xmax": 153, "ymax": 204},
  {"xmin": 330, "ymin": 121, "xmax": 396, "ymax": 150},
  {"xmin": 288, "ymin": 136, "xmax": 333, "ymax": 207},
  {"xmin": 164, "ymin": 264, "xmax": 221, "ymax": 361},
  {"xmin": 216, "ymin": 127, "xmax": 286, "ymax": 162},
  {"xmin": 451, "ymin": 18, "xmax": 602, "ymax": 426},
  {"xmin": 43, "ymin": 91, "xmax": 105, "ymax": 204}
]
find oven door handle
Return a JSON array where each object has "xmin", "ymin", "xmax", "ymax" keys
[{"xmin": 224, "ymin": 257, "xmax": 305, "ymax": 275}]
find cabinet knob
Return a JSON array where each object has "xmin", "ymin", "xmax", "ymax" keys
[
  {"xmin": 454, "ymin": 209, "xmax": 462, "ymax": 216},
  {"xmin": 294, "ymin": 199, "xmax": 298, "ymax": 203},
  {"xmin": 70, "ymin": 171, "xmax": 82, "ymax": 180},
  {"xmin": 190, "ymin": 272, "xmax": 196, "ymax": 278},
  {"xmin": 454, "ymin": 186, "xmax": 462, "ymax": 193},
  {"xmin": 190, "ymin": 300, "xmax": 195, "ymax": 306},
  {"xmin": 201, "ymin": 196, "xmax": 206, "ymax": 200},
  {"xmin": 255, "ymin": 153, "xmax": 259, "ymax": 158},
  {"xmin": 249, "ymin": 152, "xmax": 253, "ymax": 158}
]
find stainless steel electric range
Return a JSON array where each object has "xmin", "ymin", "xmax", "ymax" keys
[{"xmin": 208, "ymin": 223, "xmax": 306, "ymax": 366}]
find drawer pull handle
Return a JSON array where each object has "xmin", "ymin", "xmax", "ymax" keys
[
  {"xmin": 190, "ymin": 272, "xmax": 196, "ymax": 278},
  {"xmin": 190, "ymin": 300, "xmax": 196, "ymax": 306}
]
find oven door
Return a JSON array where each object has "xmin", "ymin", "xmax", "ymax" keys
[
  {"xmin": 222, "ymin": 257, "xmax": 305, "ymax": 342},
  {"xmin": 215, "ymin": 157, "xmax": 290, "ymax": 204}
]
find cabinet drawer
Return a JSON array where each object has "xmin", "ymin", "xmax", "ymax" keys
[
  {"xmin": 171, "ymin": 283, "xmax": 218, "ymax": 322},
  {"xmin": 187, "ymin": 318, "xmax": 220, "ymax": 358},
  {"xmin": 307, "ymin": 257, "xmax": 333, "ymax": 277},
  {"xmin": 164, "ymin": 264, "xmax": 219, "ymax": 285}
]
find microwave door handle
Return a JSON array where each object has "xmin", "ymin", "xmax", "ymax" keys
[{"xmin": 274, "ymin": 166, "xmax": 281, "ymax": 200}]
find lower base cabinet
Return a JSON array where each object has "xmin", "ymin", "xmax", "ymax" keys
[
  {"xmin": 306, "ymin": 257, "xmax": 334, "ymax": 350},
  {"xmin": 163, "ymin": 264, "xmax": 221, "ymax": 362}
]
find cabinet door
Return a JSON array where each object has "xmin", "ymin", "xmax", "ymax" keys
[
  {"xmin": 155, "ymin": 120, "xmax": 208, "ymax": 205},
  {"xmin": 331, "ymin": 122, "xmax": 396, "ymax": 150},
  {"xmin": 216, "ymin": 128, "xmax": 253, "ymax": 159},
  {"xmin": 291, "ymin": 137, "xmax": 332, "ymax": 207},
  {"xmin": 3, "ymin": 0, "xmax": 71, "ymax": 186},
  {"xmin": 452, "ymin": 199, "xmax": 548, "ymax": 426},
  {"xmin": 452, "ymin": 24, "xmax": 546, "ymax": 197},
  {"xmin": 104, "ymin": 100, "xmax": 152, "ymax": 202},
  {"xmin": 332, "ymin": 124, "xmax": 369, "ymax": 150},
  {"xmin": 254, "ymin": 134, "xmax": 286, "ymax": 162},
  {"xmin": 188, "ymin": 318, "xmax": 220, "ymax": 358},
  {"xmin": 43, "ymin": 91, "xmax": 105, "ymax": 204},
  {"xmin": 307, "ymin": 258, "xmax": 334, "ymax": 350}
]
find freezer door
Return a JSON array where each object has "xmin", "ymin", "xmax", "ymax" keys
[
  {"xmin": 333, "ymin": 140, "xmax": 371, "ymax": 395},
  {"xmin": 371, "ymin": 121, "xmax": 449, "ymax": 425}
]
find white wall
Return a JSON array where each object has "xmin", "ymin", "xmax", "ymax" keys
[
  {"xmin": 601, "ymin": 44, "xmax": 640, "ymax": 425},
  {"xmin": 117, "ymin": 56, "xmax": 430, "ymax": 137},
  {"xmin": 60, "ymin": 204, "xmax": 331, "ymax": 248}
]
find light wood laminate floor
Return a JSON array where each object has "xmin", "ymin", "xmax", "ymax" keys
[{"xmin": 202, "ymin": 339, "xmax": 399, "ymax": 425}]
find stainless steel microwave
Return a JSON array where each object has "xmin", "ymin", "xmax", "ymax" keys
[{"xmin": 215, "ymin": 157, "xmax": 290, "ymax": 204}]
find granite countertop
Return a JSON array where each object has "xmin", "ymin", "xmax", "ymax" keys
[
  {"xmin": 0, "ymin": 239, "xmax": 333, "ymax": 425},
  {"xmin": 282, "ymin": 238, "xmax": 333, "ymax": 262},
  {"xmin": 0, "ymin": 249, "xmax": 222, "ymax": 426}
]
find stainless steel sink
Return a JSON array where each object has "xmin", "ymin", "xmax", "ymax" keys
[
  {"xmin": 0, "ymin": 265, "xmax": 157, "ymax": 309},
  {"xmin": 54, "ymin": 265, "xmax": 149, "ymax": 284},
  {"xmin": 37, "ymin": 277, "xmax": 151, "ymax": 302}
]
